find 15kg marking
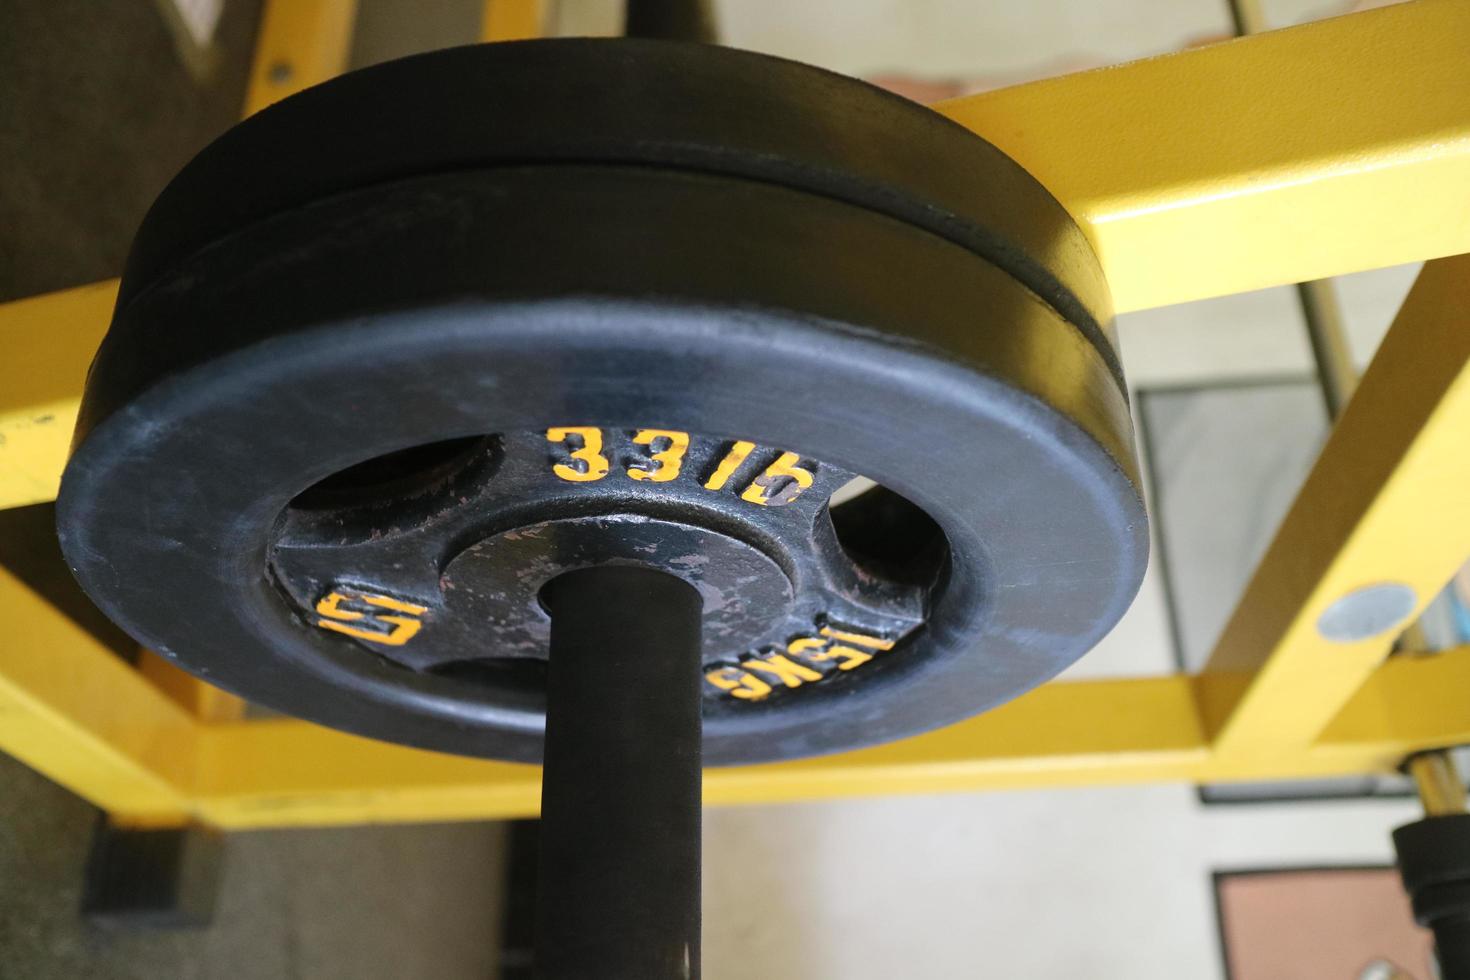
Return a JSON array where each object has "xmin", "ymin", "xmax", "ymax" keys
[{"xmin": 705, "ymin": 626, "xmax": 896, "ymax": 701}]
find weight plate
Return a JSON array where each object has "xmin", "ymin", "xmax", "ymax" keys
[{"xmin": 58, "ymin": 41, "xmax": 1147, "ymax": 765}]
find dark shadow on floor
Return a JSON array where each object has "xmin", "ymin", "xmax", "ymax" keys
[{"xmin": 0, "ymin": 752, "xmax": 508, "ymax": 979}]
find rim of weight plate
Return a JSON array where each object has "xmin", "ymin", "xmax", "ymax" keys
[{"xmin": 59, "ymin": 165, "xmax": 1146, "ymax": 764}]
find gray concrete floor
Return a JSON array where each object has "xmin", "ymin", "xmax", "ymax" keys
[
  {"xmin": 1, "ymin": 1, "xmax": 509, "ymax": 976},
  {"xmin": 0, "ymin": 753, "xmax": 507, "ymax": 979},
  {"xmin": 0, "ymin": 515, "xmax": 510, "ymax": 977}
]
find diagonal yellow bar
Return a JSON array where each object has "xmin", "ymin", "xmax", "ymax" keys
[
  {"xmin": 481, "ymin": 0, "xmax": 545, "ymax": 42},
  {"xmin": 241, "ymin": 0, "xmax": 359, "ymax": 117},
  {"xmin": 1196, "ymin": 254, "xmax": 1470, "ymax": 757},
  {"xmin": 935, "ymin": 0, "xmax": 1470, "ymax": 313},
  {"xmin": 0, "ymin": 282, "xmax": 116, "ymax": 509},
  {"xmin": 0, "ymin": 565, "xmax": 195, "ymax": 822}
]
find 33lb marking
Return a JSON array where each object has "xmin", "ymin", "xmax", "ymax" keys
[{"xmin": 546, "ymin": 427, "xmax": 816, "ymax": 506}]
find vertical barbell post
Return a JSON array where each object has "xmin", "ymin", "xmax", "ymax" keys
[{"xmin": 537, "ymin": 565, "xmax": 704, "ymax": 979}]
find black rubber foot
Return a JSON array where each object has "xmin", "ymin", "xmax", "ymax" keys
[
  {"xmin": 1394, "ymin": 813, "xmax": 1470, "ymax": 978},
  {"xmin": 81, "ymin": 817, "xmax": 224, "ymax": 929}
]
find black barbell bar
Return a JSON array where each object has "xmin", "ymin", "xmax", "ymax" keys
[{"xmin": 536, "ymin": 566, "xmax": 704, "ymax": 979}]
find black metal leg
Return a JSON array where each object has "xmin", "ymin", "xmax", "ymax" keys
[
  {"xmin": 536, "ymin": 566, "xmax": 703, "ymax": 980},
  {"xmin": 624, "ymin": 0, "xmax": 718, "ymax": 44},
  {"xmin": 1396, "ymin": 754, "xmax": 1470, "ymax": 979},
  {"xmin": 81, "ymin": 817, "xmax": 224, "ymax": 929}
]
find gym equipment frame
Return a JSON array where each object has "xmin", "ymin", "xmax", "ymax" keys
[{"xmin": 2, "ymin": 0, "xmax": 1470, "ymax": 830}]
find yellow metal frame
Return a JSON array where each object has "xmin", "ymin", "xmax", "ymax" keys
[{"xmin": 3, "ymin": 0, "xmax": 1470, "ymax": 829}]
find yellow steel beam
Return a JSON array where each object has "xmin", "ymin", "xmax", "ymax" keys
[
  {"xmin": 136, "ymin": 650, "xmax": 248, "ymax": 723},
  {"xmin": 242, "ymin": 0, "xmax": 359, "ymax": 117},
  {"xmin": 179, "ymin": 650, "xmax": 1470, "ymax": 828},
  {"xmin": 1197, "ymin": 254, "xmax": 1470, "ymax": 758},
  {"xmin": 1324, "ymin": 648, "xmax": 1470, "ymax": 753},
  {"xmin": 481, "ymin": 0, "xmax": 546, "ymax": 42},
  {"xmin": 0, "ymin": 282, "xmax": 116, "ymax": 509},
  {"xmin": 6, "ymin": 3, "xmax": 1468, "ymax": 513},
  {"xmin": 186, "ymin": 676, "xmax": 1207, "ymax": 827},
  {"xmin": 936, "ymin": 0, "xmax": 1470, "ymax": 313},
  {"xmin": 0, "ymin": 565, "xmax": 195, "ymax": 823}
]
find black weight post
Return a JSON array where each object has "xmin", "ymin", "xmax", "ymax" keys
[
  {"xmin": 1396, "ymin": 753, "xmax": 1470, "ymax": 979},
  {"xmin": 1394, "ymin": 814, "xmax": 1470, "ymax": 978},
  {"xmin": 536, "ymin": 566, "xmax": 704, "ymax": 979},
  {"xmin": 624, "ymin": 0, "xmax": 718, "ymax": 44}
]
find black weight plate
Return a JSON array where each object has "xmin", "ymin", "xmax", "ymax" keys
[
  {"xmin": 58, "ymin": 43, "xmax": 1147, "ymax": 765},
  {"xmin": 108, "ymin": 38, "xmax": 1121, "ymax": 403}
]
